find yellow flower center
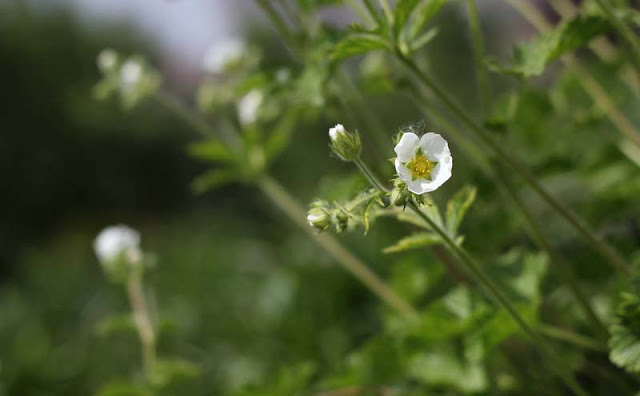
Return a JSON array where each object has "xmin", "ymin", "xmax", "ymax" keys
[{"xmin": 406, "ymin": 151, "xmax": 437, "ymax": 181}]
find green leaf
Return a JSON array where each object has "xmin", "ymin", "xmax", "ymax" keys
[
  {"xmin": 264, "ymin": 110, "xmax": 298, "ymax": 163},
  {"xmin": 332, "ymin": 34, "xmax": 389, "ymax": 60},
  {"xmin": 445, "ymin": 186, "xmax": 477, "ymax": 236},
  {"xmin": 192, "ymin": 168, "xmax": 242, "ymax": 193},
  {"xmin": 409, "ymin": 27, "xmax": 439, "ymax": 52},
  {"xmin": 383, "ymin": 232, "xmax": 441, "ymax": 254},
  {"xmin": 609, "ymin": 292, "xmax": 640, "ymax": 375},
  {"xmin": 96, "ymin": 381, "xmax": 148, "ymax": 396},
  {"xmin": 408, "ymin": 0, "xmax": 449, "ymax": 40},
  {"xmin": 394, "ymin": 0, "xmax": 421, "ymax": 39},
  {"xmin": 95, "ymin": 314, "xmax": 136, "ymax": 338},
  {"xmin": 150, "ymin": 358, "xmax": 201, "ymax": 389},
  {"xmin": 489, "ymin": 15, "xmax": 613, "ymax": 78},
  {"xmin": 188, "ymin": 140, "xmax": 236, "ymax": 164}
]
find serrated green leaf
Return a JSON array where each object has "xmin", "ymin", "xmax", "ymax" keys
[
  {"xmin": 192, "ymin": 168, "xmax": 242, "ymax": 193},
  {"xmin": 489, "ymin": 15, "xmax": 613, "ymax": 78},
  {"xmin": 332, "ymin": 34, "xmax": 389, "ymax": 60},
  {"xmin": 188, "ymin": 140, "xmax": 236, "ymax": 164},
  {"xmin": 394, "ymin": 0, "xmax": 421, "ymax": 39},
  {"xmin": 445, "ymin": 185, "xmax": 477, "ymax": 236},
  {"xmin": 409, "ymin": 27, "xmax": 439, "ymax": 52},
  {"xmin": 383, "ymin": 232, "xmax": 441, "ymax": 253},
  {"xmin": 609, "ymin": 292, "xmax": 640, "ymax": 374}
]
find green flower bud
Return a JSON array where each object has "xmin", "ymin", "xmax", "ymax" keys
[
  {"xmin": 334, "ymin": 209, "xmax": 349, "ymax": 233},
  {"xmin": 329, "ymin": 124, "xmax": 361, "ymax": 162},
  {"xmin": 307, "ymin": 207, "xmax": 331, "ymax": 231}
]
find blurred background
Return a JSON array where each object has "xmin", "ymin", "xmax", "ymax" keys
[{"xmin": 2, "ymin": 0, "xmax": 639, "ymax": 395}]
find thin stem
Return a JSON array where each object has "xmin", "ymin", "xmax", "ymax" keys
[
  {"xmin": 592, "ymin": 0, "xmax": 640, "ymax": 76},
  {"xmin": 154, "ymin": 92, "xmax": 418, "ymax": 319},
  {"xmin": 395, "ymin": 52, "xmax": 632, "ymax": 275},
  {"xmin": 345, "ymin": 0, "xmax": 376, "ymax": 28},
  {"xmin": 503, "ymin": 0, "xmax": 640, "ymax": 148},
  {"xmin": 127, "ymin": 266, "xmax": 156, "ymax": 380},
  {"xmin": 406, "ymin": 86, "xmax": 608, "ymax": 340},
  {"xmin": 465, "ymin": 0, "xmax": 491, "ymax": 117},
  {"xmin": 538, "ymin": 324, "xmax": 607, "ymax": 353},
  {"xmin": 354, "ymin": 158, "xmax": 389, "ymax": 192},
  {"xmin": 258, "ymin": 176, "xmax": 418, "ymax": 319},
  {"xmin": 353, "ymin": 156, "xmax": 588, "ymax": 395}
]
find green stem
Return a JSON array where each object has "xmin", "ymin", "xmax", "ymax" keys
[
  {"xmin": 353, "ymin": 156, "xmax": 588, "ymax": 395},
  {"xmin": 354, "ymin": 158, "xmax": 389, "ymax": 192},
  {"xmin": 592, "ymin": 0, "xmax": 640, "ymax": 76},
  {"xmin": 377, "ymin": 0, "xmax": 394, "ymax": 25},
  {"xmin": 465, "ymin": 0, "xmax": 491, "ymax": 117},
  {"xmin": 395, "ymin": 52, "xmax": 631, "ymax": 276},
  {"xmin": 154, "ymin": 92, "xmax": 418, "ymax": 319},
  {"xmin": 258, "ymin": 176, "xmax": 418, "ymax": 319},
  {"xmin": 406, "ymin": 86, "xmax": 608, "ymax": 340},
  {"xmin": 538, "ymin": 324, "xmax": 606, "ymax": 353},
  {"xmin": 127, "ymin": 266, "xmax": 156, "ymax": 381}
]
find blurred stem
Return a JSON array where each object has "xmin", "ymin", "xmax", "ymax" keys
[
  {"xmin": 354, "ymin": 158, "xmax": 389, "ymax": 192},
  {"xmin": 407, "ymin": 86, "xmax": 608, "ymax": 340},
  {"xmin": 465, "ymin": 0, "xmax": 491, "ymax": 117},
  {"xmin": 153, "ymin": 92, "xmax": 418, "ymax": 320},
  {"xmin": 538, "ymin": 324, "xmax": 606, "ymax": 352},
  {"xmin": 503, "ymin": 0, "xmax": 640, "ymax": 148},
  {"xmin": 354, "ymin": 157, "xmax": 588, "ymax": 396},
  {"xmin": 377, "ymin": 0, "xmax": 394, "ymax": 25},
  {"xmin": 548, "ymin": 0, "xmax": 639, "ymax": 93},
  {"xmin": 258, "ymin": 176, "xmax": 418, "ymax": 319},
  {"xmin": 127, "ymin": 266, "xmax": 156, "ymax": 382},
  {"xmin": 592, "ymin": 0, "xmax": 640, "ymax": 76},
  {"xmin": 394, "ymin": 52, "xmax": 632, "ymax": 276},
  {"xmin": 345, "ymin": 0, "xmax": 376, "ymax": 27}
]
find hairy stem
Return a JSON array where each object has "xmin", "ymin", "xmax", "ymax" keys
[{"xmin": 395, "ymin": 52, "xmax": 631, "ymax": 275}]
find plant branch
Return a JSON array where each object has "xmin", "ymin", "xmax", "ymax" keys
[{"xmin": 127, "ymin": 266, "xmax": 156, "ymax": 380}]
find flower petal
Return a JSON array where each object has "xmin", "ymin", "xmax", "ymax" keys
[
  {"xmin": 394, "ymin": 133, "xmax": 420, "ymax": 162},
  {"xmin": 419, "ymin": 132, "xmax": 449, "ymax": 162}
]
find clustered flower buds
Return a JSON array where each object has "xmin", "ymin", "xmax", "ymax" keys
[
  {"xmin": 94, "ymin": 224, "xmax": 142, "ymax": 282},
  {"xmin": 307, "ymin": 201, "xmax": 353, "ymax": 233},
  {"xmin": 328, "ymin": 124, "xmax": 362, "ymax": 162},
  {"xmin": 94, "ymin": 49, "xmax": 161, "ymax": 109}
]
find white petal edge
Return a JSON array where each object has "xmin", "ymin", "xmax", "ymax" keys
[
  {"xmin": 419, "ymin": 132, "xmax": 450, "ymax": 162},
  {"xmin": 394, "ymin": 132, "xmax": 420, "ymax": 162}
]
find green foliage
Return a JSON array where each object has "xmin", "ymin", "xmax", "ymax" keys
[
  {"xmin": 487, "ymin": 15, "xmax": 613, "ymax": 77},
  {"xmin": 332, "ymin": 31, "xmax": 389, "ymax": 60},
  {"xmin": 610, "ymin": 292, "xmax": 640, "ymax": 375}
]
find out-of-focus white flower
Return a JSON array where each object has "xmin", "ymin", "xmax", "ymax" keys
[
  {"xmin": 202, "ymin": 38, "xmax": 246, "ymax": 74},
  {"xmin": 119, "ymin": 59, "xmax": 143, "ymax": 93},
  {"xmin": 275, "ymin": 68, "xmax": 291, "ymax": 84},
  {"xmin": 307, "ymin": 207, "xmax": 331, "ymax": 231},
  {"xmin": 237, "ymin": 90, "xmax": 263, "ymax": 126},
  {"xmin": 394, "ymin": 132, "xmax": 453, "ymax": 195},
  {"xmin": 94, "ymin": 225, "xmax": 141, "ymax": 264},
  {"xmin": 329, "ymin": 124, "xmax": 346, "ymax": 142},
  {"xmin": 97, "ymin": 48, "xmax": 118, "ymax": 73}
]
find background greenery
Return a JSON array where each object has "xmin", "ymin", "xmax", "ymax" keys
[{"xmin": 1, "ymin": 1, "xmax": 640, "ymax": 395}]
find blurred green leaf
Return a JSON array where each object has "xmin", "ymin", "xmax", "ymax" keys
[
  {"xmin": 383, "ymin": 232, "xmax": 441, "ymax": 253},
  {"xmin": 95, "ymin": 314, "xmax": 136, "ymax": 338},
  {"xmin": 408, "ymin": 0, "xmax": 449, "ymax": 40},
  {"xmin": 487, "ymin": 15, "xmax": 613, "ymax": 78},
  {"xmin": 264, "ymin": 110, "xmax": 298, "ymax": 163},
  {"xmin": 188, "ymin": 140, "xmax": 236, "ymax": 164},
  {"xmin": 394, "ymin": 0, "xmax": 421, "ymax": 39},
  {"xmin": 609, "ymin": 292, "xmax": 640, "ymax": 375},
  {"xmin": 96, "ymin": 381, "xmax": 148, "ymax": 396},
  {"xmin": 149, "ymin": 358, "xmax": 201, "ymax": 389},
  {"xmin": 445, "ymin": 185, "xmax": 477, "ymax": 237},
  {"xmin": 332, "ymin": 34, "xmax": 389, "ymax": 60},
  {"xmin": 192, "ymin": 168, "xmax": 242, "ymax": 193}
]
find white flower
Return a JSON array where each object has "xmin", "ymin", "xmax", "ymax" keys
[
  {"xmin": 97, "ymin": 48, "xmax": 118, "ymax": 73},
  {"xmin": 237, "ymin": 90, "xmax": 263, "ymax": 125},
  {"xmin": 94, "ymin": 225, "xmax": 141, "ymax": 264},
  {"xmin": 329, "ymin": 124, "xmax": 346, "ymax": 142},
  {"xmin": 202, "ymin": 38, "xmax": 246, "ymax": 74},
  {"xmin": 119, "ymin": 59, "xmax": 143, "ymax": 92},
  {"xmin": 394, "ymin": 132, "xmax": 453, "ymax": 195}
]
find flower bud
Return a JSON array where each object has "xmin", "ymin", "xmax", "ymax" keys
[
  {"xmin": 307, "ymin": 207, "xmax": 331, "ymax": 231},
  {"xmin": 334, "ymin": 209, "xmax": 349, "ymax": 233},
  {"xmin": 94, "ymin": 225, "xmax": 142, "ymax": 282},
  {"xmin": 328, "ymin": 124, "xmax": 361, "ymax": 162},
  {"xmin": 97, "ymin": 48, "xmax": 119, "ymax": 73}
]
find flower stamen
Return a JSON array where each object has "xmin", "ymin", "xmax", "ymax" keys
[{"xmin": 405, "ymin": 149, "xmax": 437, "ymax": 181}]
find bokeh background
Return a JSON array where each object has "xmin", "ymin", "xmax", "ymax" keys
[{"xmin": 2, "ymin": 1, "xmax": 640, "ymax": 395}]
